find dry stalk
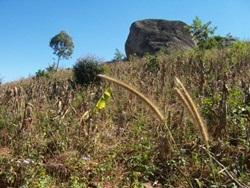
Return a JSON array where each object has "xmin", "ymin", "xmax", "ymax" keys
[
  {"xmin": 98, "ymin": 74, "xmax": 164, "ymax": 121},
  {"xmin": 201, "ymin": 146, "xmax": 249, "ymax": 188},
  {"xmin": 174, "ymin": 77, "xmax": 209, "ymax": 145},
  {"xmin": 97, "ymin": 74, "xmax": 175, "ymax": 145},
  {"xmin": 174, "ymin": 78, "xmax": 219, "ymax": 185}
]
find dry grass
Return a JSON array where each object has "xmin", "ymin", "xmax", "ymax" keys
[
  {"xmin": 0, "ymin": 45, "xmax": 249, "ymax": 187},
  {"xmin": 0, "ymin": 147, "xmax": 11, "ymax": 156}
]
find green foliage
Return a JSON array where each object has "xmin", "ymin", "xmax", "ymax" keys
[
  {"xmin": 113, "ymin": 48, "xmax": 126, "ymax": 61},
  {"xmin": 73, "ymin": 55, "xmax": 105, "ymax": 86},
  {"xmin": 49, "ymin": 30, "xmax": 74, "ymax": 70},
  {"xmin": 188, "ymin": 16, "xmax": 217, "ymax": 50},
  {"xmin": 212, "ymin": 35, "xmax": 227, "ymax": 48},
  {"xmin": 35, "ymin": 64, "xmax": 56, "ymax": 78},
  {"xmin": 202, "ymin": 86, "xmax": 249, "ymax": 138},
  {"xmin": 188, "ymin": 17, "xmax": 239, "ymax": 50},
  {"xmin": 144, "ymin": 55, "xmax": 159, "ymax": 73},
  {"xmin": 121, "ymin": 120, "xmax": 156, "ymax": 187},
  {"xmin": 65, "ymin": 175, "xmax": 85, "ymax": 188},
  {"xmin": 35, "ymin": 69, "xmax": 49, "ymax": 78},
  {"xmin": 227, "ymin": 41, "xmax": 249, "ymax": 58},
  {"xmin": 95, "ymin": 87, "xmax": 112, "ymax": 111},
  {"xmin": 46, "ymin": 63, "xmax": 56, "ymax": 73},
  {"xmin": 0, "ymin": 155, "xmax": 52, "ymax": 188},
  {"xmin": 202, "ymin": 95, "xmax": 217, "ymax": 125},
  {"xmin": 227, "ymin": 87, "xmax": 249, "ymax": 132}
]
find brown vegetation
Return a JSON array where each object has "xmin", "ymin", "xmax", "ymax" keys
[{"xmin": 0, "ymin": 45, "xmax": 249, "ymax": 187}]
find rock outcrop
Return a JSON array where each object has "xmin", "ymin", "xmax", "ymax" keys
[{"xmin": 125, "ymin": 19, "xmax": 196, "ymax": 57}]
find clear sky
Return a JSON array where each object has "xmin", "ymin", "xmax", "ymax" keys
[{"xmin": 0, "ymin": 0, "xmax": 249, "ymax": 83}]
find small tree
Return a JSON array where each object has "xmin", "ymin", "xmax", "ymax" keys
[
  {"xmin": 49, "ymin": 30, "xmax": 74, "ymax": 71},
  {"xmin": 188, "ymin": 16, "xmax": 217, "ymax": 50},
  {"xmin": 113, "ymin": 48, "xmax": 125, "ymax": 61}
]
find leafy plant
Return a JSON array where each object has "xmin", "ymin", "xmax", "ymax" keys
[
  {"xmin": 73, "ymin": 55, "xmax": 105, "ymax": 86},
  {"xmin": 95, "ymin": 87, "xmax": 112, "ymax": 111},
  {"xmin": 113, "ymin": 48, "xmax": 126, "ymax": 61},
  {"xmin": 188, "ymin": 16, "xmax": 217, "ymax": 50},
  {"xmin": 145, "ymin": 55, "xmax": 159, "ymax": 73},
  {"xmin": 226, "ymin": 41, "xmax": 249, "ymax": 63},
  {"xmin": 35, "ymin": 69, "xmax": 49, "ymax": 78},
  {"xmin": 46, "ymin": 63, "xmax": 56, "ymax": 73}
]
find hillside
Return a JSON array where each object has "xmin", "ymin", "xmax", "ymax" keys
[{"xmin": 0, "ymin": 44, "xmax": 249, "ymax": 187}]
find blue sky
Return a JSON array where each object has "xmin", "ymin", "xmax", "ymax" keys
[{"xmin": 0, "ymin": 0, "xmax": 249, "ymax": 83}]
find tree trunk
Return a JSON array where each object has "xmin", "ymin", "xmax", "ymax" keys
[{"xmin": 56, "ymin": 56, "xmax": 61, "ymax": 71}]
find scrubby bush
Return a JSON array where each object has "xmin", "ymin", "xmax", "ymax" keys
[
  {"xmin": 46, "ymin": 63, "xmax": 56, "ymax": 73},
  {"xmin": 35, "ymin": 69, "xmax": 49, "ymax": 78},
  {"xmin": 73, "ymin": 55, "xmax": 105, "ymax": 86},
  {"xmin": 35, "ymin": 64, "xmax": 56, "ymax": 79},
  {"xmin": 144, "ymin": 55, "xmax": 159, "ymax": 73}
]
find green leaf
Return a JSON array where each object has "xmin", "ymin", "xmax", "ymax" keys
[
  {"xmin": 95, "ymin": 88, "xmax": 112, "ymax": 110},
  {"xmin": 195, "ymin": 178, "xmax": 202, "ymax": 188}
]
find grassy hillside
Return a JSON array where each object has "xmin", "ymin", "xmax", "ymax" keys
[{"xmin": 0, "ymin": 44, "xmax": 249, "ymax": 187}]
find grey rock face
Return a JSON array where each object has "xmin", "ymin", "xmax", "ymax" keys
[{"xmin": 125, "ymin": 19, "xmax": 196, "ymax": 57}]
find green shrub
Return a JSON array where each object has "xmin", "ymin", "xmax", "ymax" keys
[
  {"xmin": 113, "ymin": 48, "xmax": 126, "ymax": 61},
  {"xmin": 145, "ymin": 56, "xmax": 159, "ymax": 73},
  {"xmin": 35, "ymin": 69, "xmax": 49, "ymax": 78},
  {"xmin": 73, "ymin": 55, "xmax": 105, "ymax": 86},
  {"xmin": 46, "ymin": 63, "xmax": 56, "ymax": 73},
  {"xmin": 188, "ymin": 16, "xmax": 217, "ymax": 50}
]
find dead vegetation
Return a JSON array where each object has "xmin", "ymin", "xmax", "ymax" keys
[{"xmin": 0, "ymin": 45, "xmax": 249, "ymax": 187}]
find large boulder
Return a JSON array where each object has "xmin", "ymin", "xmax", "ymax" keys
[{"xmin": 125, "ymin": 19, "xmax": 196, "ymax": 57}]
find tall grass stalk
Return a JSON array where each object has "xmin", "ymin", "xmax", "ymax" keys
[
  {"xmin": 174, "ymin": 77, "xmax": 209, "ymax": 145},
  {"xmin": 97, "ymin": 74, "xmax": 175, "ymax": 146},
  {"xmin": 174, "ymin": 77, "xmax": 220, "ymax": 186}
]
